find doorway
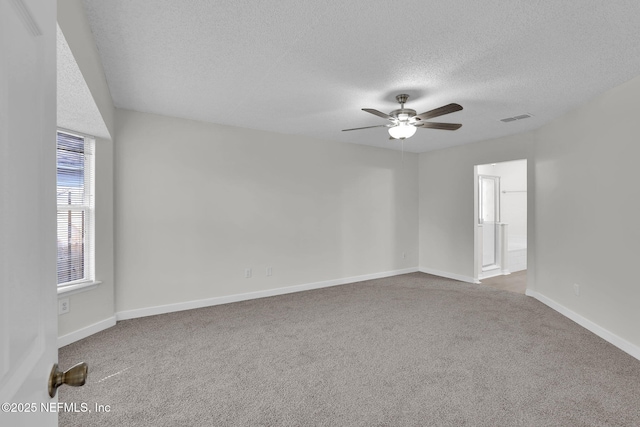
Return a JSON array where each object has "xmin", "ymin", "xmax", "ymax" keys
[
  {"xmin": 474, "ymin": 160, "xmax": 527, "ymax": 287},
  {"xmin": 478, "ymin": 174, "xmax": 501, "ymax": 271}
]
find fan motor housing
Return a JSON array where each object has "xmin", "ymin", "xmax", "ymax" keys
[{"xmin": 389, "ymin": 108, "xmax": 417, "ymax": 120}]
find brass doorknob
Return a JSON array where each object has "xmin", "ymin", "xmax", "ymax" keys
[{"xmin": 48, "ymin": 362, "xmax": 88, "ymax": 397}]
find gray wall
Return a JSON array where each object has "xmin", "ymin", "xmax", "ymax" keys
[{"xmin": 114, "ymin": 109, "xmax": 419, "ymax": 313}]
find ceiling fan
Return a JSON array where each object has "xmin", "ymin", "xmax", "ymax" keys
[{"xmin": 342, "ymin": 94, "xmax": 463, "ymax": 140}]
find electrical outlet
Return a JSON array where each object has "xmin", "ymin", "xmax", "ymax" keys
[
  {"xmin": 245, "ymin": 268, "xmax": 252, "ymax": 278},
  {"xmin": 58, "ymin": 298, "xmax": 70, "ymax": 315},
  {"xmin": 266, "ymin": 267, "xmax": 273, "ymax": 276},
  {"xmin": 573, "ymin": 283, "xmax": 580, "ymax": 296}
]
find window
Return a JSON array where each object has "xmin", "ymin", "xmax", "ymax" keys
[{"xmin": 56, "ymin": 131, "xmax": 95, "ymax": 286}]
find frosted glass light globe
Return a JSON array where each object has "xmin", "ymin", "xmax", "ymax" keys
[{"xmin": 388, "ymin": 123, "xmax": 417, "ymax": 139}]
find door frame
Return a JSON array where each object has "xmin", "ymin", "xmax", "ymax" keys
[
  {"xmin": 473, "ymin": 159, "xmax": 530, "ymax": 284},
  {"xmin": 478, "ymin": 174, "xmax": 501, "ymax": 272}
]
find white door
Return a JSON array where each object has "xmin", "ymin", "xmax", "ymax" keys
[
  {"xmin": 0, "ymin": 1, "xmax": 58, "ymax": 426},
  {"xmin": 478, "ymin": 175, "xmax": 500, "ymax": 271}
]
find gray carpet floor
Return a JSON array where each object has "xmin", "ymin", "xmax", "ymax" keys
[{"xmin": 59, "ymin": 273, "xmax": 640, "ymax": 426}]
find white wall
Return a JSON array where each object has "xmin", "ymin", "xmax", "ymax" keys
[
  {"xmin": 534, "ymin": 74, "xmax": 640, "ymax": 349},
  {"xmin": 56, "ymin": 0, "xmax": 639, "ymax": 355},
  {"xmin": 478, "ymin": 160, "xmax": 527, "ymax": 239},
  {"xmin": 419, "ymin": 133, "xmax": 535, "ymax": 283},
  {"xmin": 419, "ymin": 74, "xmax": 640, "ymax": 352},
  {"xmin": 114, "ymin": 109, "xmax": 418, "ymax": 313},
  {"xmin": 57, "ymin": 0, "xmax": 115, "ymax": 138},
  {"xmin": 57, "ymin": 137, "xmax": 115, "ymax": 338},
  {"xmin": 57, "ymin": 1, "xmax": 116, "ymax": 342}
]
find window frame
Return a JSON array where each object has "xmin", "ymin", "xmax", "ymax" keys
[{"xmin": 56, "ymin": 129, "xmax": 97, "ymax": 293}]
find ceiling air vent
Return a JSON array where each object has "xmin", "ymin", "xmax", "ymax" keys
[{"xmin": 500, "ymin": 113, "xmax": 532, "ymax": 123}]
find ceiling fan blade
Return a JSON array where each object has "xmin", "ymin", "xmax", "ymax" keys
[
  {"xmin": 415, "ymin": 122, "xmax": 462, "ymax": 131},
  {"xmin": 414, "ymin": 103, "xmax": 463, "ymax": 121},
  {"xmin": 362, "ymin": 108, "xmax": 394, "ymax": 121},
  {"xmin": 342, "ymin": 124, "xmax": 391, "ymax": 132}
]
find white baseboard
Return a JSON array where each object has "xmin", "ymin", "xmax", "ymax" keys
[
  {"xmin": 478, "ymin": 270, "xmax": 502, "ymax": 280},
  {"xmin": 418, "ymin": 267, "xmax": 479, "ymax": 284},
  {"xmin": 526, "ymin": 289, "xmax": 640, "ymax": 362},
  {"xmin": 58, "ymin": 316, "xmax": 116, "ymax": 348},
  {"xmin": 116, "ymin": 267, "xmax": 419, "ymax": 321},
  {"xmin": 478, "ymin": 270, "xmax": 512, "ymax": 281}
]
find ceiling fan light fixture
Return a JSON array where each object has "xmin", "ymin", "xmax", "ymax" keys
[
  {"xmin": 342, "ymin": 94, "xmax": 462, "ymax": 140},
  {"xmin": 388, "ymin": 122, "xmax": 417, "ymax": 139}
]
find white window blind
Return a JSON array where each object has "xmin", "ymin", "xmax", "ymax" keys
[{"xmin": 56, "ymin": 131, "xmax": 95, "ymax": 286}]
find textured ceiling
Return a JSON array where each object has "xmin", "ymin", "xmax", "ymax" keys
[
  {"xmin": 82, "ymin": 0, "xmax": 640, "ymax": 153},
  {"xmin": 57, "ymin": 24, "xmax": 110, "ymax": 140}
]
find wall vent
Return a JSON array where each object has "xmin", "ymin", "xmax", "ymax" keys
[{"xmin": 500, "ymin": 113, "xmax": 532, "ymax": 123}]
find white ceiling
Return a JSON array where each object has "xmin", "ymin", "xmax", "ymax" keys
[{"xmin": 82, "ymin": 0, "xmax": 640, "ymax": 153}]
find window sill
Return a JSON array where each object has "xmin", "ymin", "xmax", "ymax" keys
[{"xmin": 57, "ymin": 280, "xmax": 102, "ymax": 297}]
